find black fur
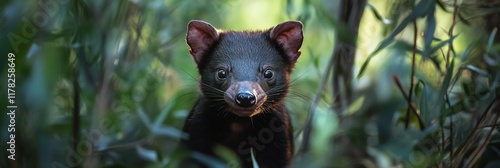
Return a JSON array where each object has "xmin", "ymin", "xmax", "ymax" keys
[{"xmin": 182, "ymin": 20, "xmax": 303, "ymax": 168}]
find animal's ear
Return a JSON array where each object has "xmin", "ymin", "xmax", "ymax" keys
[
  {"xmin": 186, "ymin": 20, "xmax": 219, "ymax": 64},
  {"xmin": 270, "ymin": 21, "xmax": 303, "ymax": 64}
]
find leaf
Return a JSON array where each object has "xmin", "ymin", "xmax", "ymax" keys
[
  {"xmin": 153, "ymin": 102, "xmax": 174, "ymax": 128},
  {"xmin": 191, "ymin": 152, "xmax": 226, "ymax": 168},
  {"xmin": 437, "ymin": 59, "xmax": 454, "ymax": 119},
  {"xmin": 417, "ymin": 80, "xmax": 429, "ymax": 125},
  {"xmin": 357, "ymin": 0, "xmax": 435, "ymax": 78},
  {"xmin": 251, "ymin": 148, "xmax": 260, "ymax": 168},
  {"xmin": 366, "ymin": 3, "xmax": 391, "ymax": 24},
  {"xmin": 436, "ymin": 0, "xmax": 449, "ymax": 11},
  {"xmin": 423, "ymin": 4, "xmax": 436, "ymax": 58},
  {"xmin": 460, "ymin": 40, "xmax": 476, "ymax": 62},
  {"xmin": 345, "ymin": 96, "xmax": 365, "ymax": 115},
  {"xmin": 458, "ymin": 11, "xmax": 471, "ymax": 25},
  {"xmin": 151, "ymin": 125, "xmax": 185, "ymax": 139},
  {"xmin": 137, "ymin": 106, "xmax": 151, "ymax": 129},
  {"xmin": 487, "ymin": 27, "xmax": 498, "ymax": 53},
  {"xmin": 136, "ymin": 146, "xmax": 158, "ymax": 161},
  {"xmin": 358, "ymin": 56, "xmax": 373, "ymax": 79},
  {"xmin": 214, "ymin": 145, "xmax": 242, "ymax": 168},
  {"xmin": 393, "ymin": 40, "xmax": 424, "ymax": 54},
  {"xmin": 464, "ymin": 65, "xmax": 489, "ymax": 76},
  {"xmin": 429, "ymin": 34, "xmax": 459, "ymax": 55}
]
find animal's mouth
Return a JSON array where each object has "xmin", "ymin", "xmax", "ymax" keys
[
  {"xmin": 225, "ymin": 102, "xmax": 266, "ymax": 117},
  {"xmin": 224, "ymin": 93, "xmax": 267, "ymax": 117}
]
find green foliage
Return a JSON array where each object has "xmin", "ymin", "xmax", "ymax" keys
[{"xmin": 0, "ymin": 0, "xmax": 499, "ymax": 167}]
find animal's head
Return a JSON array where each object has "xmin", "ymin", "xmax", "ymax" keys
[{"xmin": 186, "ymin": 20, "xmax": 303, "ymax": 117}]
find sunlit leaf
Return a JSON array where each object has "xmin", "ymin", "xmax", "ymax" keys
[
  {"xmin": 345, "ymin": 96, "xmax": 365, "ymax": 115},
  {"xmin": 366, "ymin": 3, "xmax": 391, "ymax": 24},
  {"xmin": 357, "ymin": 0, "xmax": 435, "ymax": 78}
]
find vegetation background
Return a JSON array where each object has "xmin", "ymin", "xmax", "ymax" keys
[{"xmin": 1, "ymin": 0, "xmax": 499, "ymax": 167}]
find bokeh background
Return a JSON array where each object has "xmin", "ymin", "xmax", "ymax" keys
[{"xmin": 1, "ymin": 0, "xmax": 500, "ymax": 167}]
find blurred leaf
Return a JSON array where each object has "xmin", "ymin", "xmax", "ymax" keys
[
  {"xmin": 461, "ymin": 40, "xmax": 477, "ymax": 62},
  {"xmin": 137, "ymin": 106, "xmax": 152, "ymax": 129},
  {"xmin": 417, "ymin": 80, "xmax": 429, "ymax": 125},
  {"xmin": 429, "ymin": 34, "xmax": 458, "ymax": 56},
  {"xmin": 464, "ymin": 65, "xmax": 489, "ymax": 77},
  {"xmin": 191, "ymin": 152, "xmax": 226, "ymax": 168},
  {"xmin": 437, "ymin": 59, "xmax": 455, "ymax": 119},
  {"xmin": 436, "ymin": 0, "xmax": 449, "ymax": 12},
  {"xmin": 366, "ymin": 3, "xmax": 391, "ymax": 24},
  {"xmin": 214, "ymin": 145, "xmax": 241, "ymax": 168},
  {"xmin": 367, "ymin": 147, "xmax": 391, "ymax": 168},
  {"xmin": 345, "ymin": 96, "xmax": 365, "ymax": 115},
  {"xmin": 153, "ymin": 102, "xmax": 174, "ymax": 129},
  {"xmin": 423, "ymin": 4, "xmax": 436, "ymax": 58},
  {"xmin": 487, "ymin": 28, "xmax": 498, "ymax": 53},
  {"xmin": 458, "ymin": 10, "xmax": 471, "ymax": 25},
  {"xmin": 136, "ymin": 146, "xmax": 158, "ymax": 161},
  {"xmin": 251, "ymin": 148, "xmax": 260, "ymax": 168},
  {"xmin": 151, "ymin": 125, "xmax": 185, "ymax": 139},
  {"xmin": 358, "ymin": 0, "xmax": 435, "ymax": 78},
  {"xmin": 483, "ymin": 55, "xmax": 498, "ymax": 66}
]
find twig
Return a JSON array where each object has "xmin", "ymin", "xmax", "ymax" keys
[
  {"xmin": 446, "ymin": 0, "xmax": 459, "ymax": 69},
  {"xmin": 405, "ymin": 20, "xmax": 418, "ymax": 129},
  {"xmin": 72, "ymin": 71, "xmax": 81, "ymax": 168},
  {"xmin": 393, "ymin": 75, "xmax": 425, "ymax": 130}
]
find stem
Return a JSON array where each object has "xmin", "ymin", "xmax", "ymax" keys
[
  {"xmin": 393, "ymin": 75, "xmax": 425, "ymax": 130},
  {"xmin": 405, "ymin": 20, "xmax": 418, "ymax": 129},
  {"xmin": 72, "ymin": 72, "xmax": 81, "ymax": 168},
  {"xmin": 446, "ymin": 0, "xmax": 458, "ymax": 69}
]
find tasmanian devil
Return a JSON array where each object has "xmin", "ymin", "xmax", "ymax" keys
[{"xmin": 182, "ymin": 20, "xmax": 303, "ymax": 168}]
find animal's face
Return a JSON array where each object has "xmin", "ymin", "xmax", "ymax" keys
[{"xmin": 186, "ymin": 20, "xmax": 303, "ymax": 117}]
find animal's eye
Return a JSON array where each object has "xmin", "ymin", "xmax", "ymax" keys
[
  {"xmin": 263, "ymin": 69, "xmax": 274, "ymax": 79},
  {"xmin": 217, "ymin": 69, "xmax": 227, "ymax": 79}
]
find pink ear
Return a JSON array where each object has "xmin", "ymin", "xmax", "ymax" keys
[
  {"xmin": 270, "ymin": 21, "xmax": 303, "ymax": 64},
  {"xmin": 186, "ymin": 20, "xmax": 219, "ymax": 64}
]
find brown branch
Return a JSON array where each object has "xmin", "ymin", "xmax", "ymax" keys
[
  {"xmin": 405, "ymin": 20, "xmax": 418, "ymax": 129},
  {"xmin": 392, "ymin": 75, "xmax": 425, "ymax": 130},
  {"xmin": 332, "ymin": 0, "xmax": 366, "ymax": 110},
  {"xmin": 451, "ymin": 100, "xmax": 500, "ymax": 167}
]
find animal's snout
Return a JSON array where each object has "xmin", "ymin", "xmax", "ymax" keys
[
  {"xmin": 235, "ymin": 91, "xmax": 256, "ymax": 107},
  {"xmin": 224, "ymin": 81, "xmax": 267, "ymax": 116}
]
